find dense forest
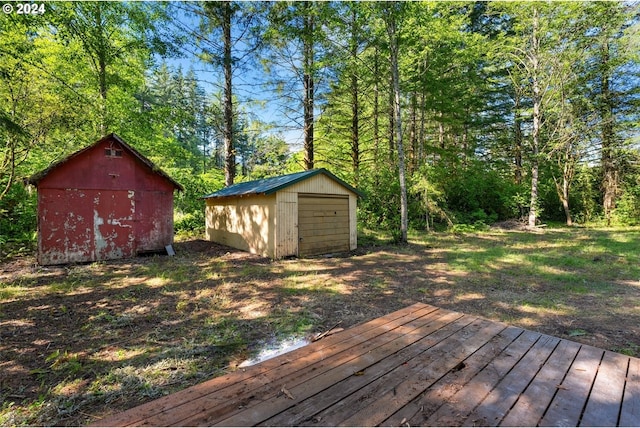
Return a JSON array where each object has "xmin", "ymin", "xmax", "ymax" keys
[{"xmin": 1, "ymin": 1, "xmax": 639, "ymax": 251}]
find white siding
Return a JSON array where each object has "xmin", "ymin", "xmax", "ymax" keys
[
  {"xmin": 348, "ymin": 193, "xmax": 357, "ymax": 250},
  {"xmin": 275, "ymin": 191, "xmax": 298, "ymax": 258},
  {"xmin": 284, "ymin": 174, "xmax": 352, "ymax": 195},
  {"xmin": 205, "ymin": 194, "xmax": 276, "ymax": 257}
]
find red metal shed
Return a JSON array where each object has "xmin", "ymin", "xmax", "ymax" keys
[{"xmin": 28, "ymin": 133, "xmax": 183, "ymax": 265}]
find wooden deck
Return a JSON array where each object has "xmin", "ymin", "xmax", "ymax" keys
[{"xmin": 95, "ymin": 303, "xmax": 640, "ymax": 427}]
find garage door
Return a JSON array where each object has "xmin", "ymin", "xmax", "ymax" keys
[{"xmin": 298, "ymin": 194, "xmax": 350, "ymax": 257}]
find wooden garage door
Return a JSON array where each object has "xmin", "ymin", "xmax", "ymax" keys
[{"xmin": 298, "ymin": 194, "xmax": 350, "ymax": 257}]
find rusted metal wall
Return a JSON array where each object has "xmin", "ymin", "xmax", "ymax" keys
[{"xmin": 35, "ymin": 138, "xmax": 175, "ymax": 265}]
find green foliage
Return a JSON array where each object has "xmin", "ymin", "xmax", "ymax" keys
[
  {"xmin": 357, "ymin": 164, "xmax": 401, "ymax": 231},
  {"xmin": 172, "ymin": 169, "xmax": 224, "ymax": 233},
  {"xmin": 449, "ymin": 222, "xmax": 491, "ymax": 234},
  {"xmin": 409, "ymin": 165, "xmax": 450, "ymax": 230},
  {"xmin": 436, "ymin": 161, "xmax": 516, "ymax": 225},
  {"xmin": 570, "ymin": 165, "xmax": 603, "ymax": 224},
  {"xmin": 174, "ymin": 212, "xmax": 203, "ymax": 233},
  {"xmin": 240, "ymin": 134, "xmax": 290, "ymax": 180},
  {"xmin": 0, "ymin": 183, "xmax": 37, "ymax": 257},
  {"xmin": 613, "ymin": 172, "xmax": 640, "ymax": 226}
]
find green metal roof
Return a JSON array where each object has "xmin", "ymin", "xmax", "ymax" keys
[{"xmin": 203, "ymin": 168, "xmax": 362, "ymax": 199}]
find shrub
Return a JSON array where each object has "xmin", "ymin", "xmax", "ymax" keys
[{"xmin": 0, "ymin": 183, "xmax": 37, "ymax": 258}]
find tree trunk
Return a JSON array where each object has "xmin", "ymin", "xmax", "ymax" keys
[
  {"xmin": 222, "ymin": 1, "xmax": 235, "ymax": 186},
  {"xmin": 409, "ymin": 92, "xmax": 417, "ymax": 172},
  {"xmin": 418, "ymin": 92, "xmax": 425, "ymax": 165},
  {"xmin": 373, "ymin": 47, "xmax": 380, "ymax": 168},
  {"xmin": 438, "ymin": 112, "xmax": 444, "ymax": 150},
  {"xmin": 600, "ymin": 38, "xmax": 617, "ymax": 226},
  {"xmin": 563, "ymin": 177, "xmax": 573, "ymax": 226},
  {"xmin": 350, "ymin": 8, "xmax": 360, "ymax": 185},
  {"xmin": 350, "ymin": 73, "xmax": 359, "ymax": 184},
  {"xmin": 303, "ymin": 3, "xmax": 314, "ymax": 170},
  {"xmin": 514, "ymin": 92, "xmax": 523, "ymax": 185},
  {"xmin": 98, "ymin": 56, "xmax": 107, "ymax": 135},
  {"xmin": 95, "ymin": 4, "xmax": 108, "ymax": 135},
  {"xmin": 386, "ymin": 5, "xmax": 408, "ymax": 243},
  {"xmin": 1, "ymin": 137, "xmax": 16, "ymax": 201},
  {"xmin": 388, "ymin": 74, "xmax": 395, "ymax": 161},
  {"xmin": 555, "ymin": 173, "xmax": 573, "ymax": 226},
  {"xmin": 1, "ymin": 102, "xmax": 18, "ymax": 201},
  {"xmin": 462, "ymin": 117, "xmax": 469, "ymax": 168},
  {"xmin": 528, "ymin": 7, "xmax": 541, "ymax": 228}
]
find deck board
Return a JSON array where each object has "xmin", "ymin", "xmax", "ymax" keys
[
  {"xmin": 381, "ymin": 325, "xmax": 524, "ymax": 427},
  {"xmin": 580, "ymin": 351, "xmax": 629, "ymax": 427},
  {"xmin": 260, "ymin": 312, "xmax": 472, "ymax": 427},
  {"xmin": 100, "ymin": 303, "xmax": 436, "ymax": 427},
  {"xmin": 499, "ymin": 339, "xmax": 581, "ymax": 427},
  {"xmin": 208, "ymin": 308, "xmax": 461, "ymax": 427},
  {"xmin": 94, "ymin": 303, "xmax": 640, "ymax": 427},
  {"xmin": 621, "ymin": 357, "xmax": 640, "ymax": 427},
  {"xmin": 462, "ymin": 334, "xmax": 561, "ymax": 426},
  {"xmin": 539, "ymin": 345, "xmax": 604, "ymax": 427},
  {"xmin": 417, "ymin": 329, "xmax": 542, "ymax": 426},
  {"xmin": 337, "ymin": 318, "xmax": 507, "ymax": 427},
  {"xmin": 312, "ymin": 317, "xmax": 488, "ymax": 426}
]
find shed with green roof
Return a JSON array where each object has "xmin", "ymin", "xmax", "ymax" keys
[{"xmin": 203, "ymin": 169, "xmax": 362, "ymax": 258}]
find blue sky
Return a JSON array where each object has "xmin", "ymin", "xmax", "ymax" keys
[{"xmin": 158, "ymin": 2, "xmax": 306, "ymax": 152}]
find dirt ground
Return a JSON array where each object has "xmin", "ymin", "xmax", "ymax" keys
[{"xmin": 1, "ymin": 233, "xmax": 639, "ymax": 425}]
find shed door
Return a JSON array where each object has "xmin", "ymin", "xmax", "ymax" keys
[
  {"xmin": 298, "ymin": 194, "xmax": 349, "ymax": 257},
  {"xmin": 93, "ymin": 191, "xmax": 136, "ymax": 260}
]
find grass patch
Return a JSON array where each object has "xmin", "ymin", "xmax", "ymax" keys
[
  {"xmin": 269, "ymin": 308, "xmax": 315, "ymax": 338},
  {"xmin": 614, "ymin": 342, "xmax": 640, "ymax": 356},
  {"xmin": 368, "ymin": 277, "xmax": 389, "ymax": 290},
  {"xmin": 0, "ymin": 284, "xmax": 25, "ymax": 301},
  {"xmin": 281, "ymin": 275, "xmax": 343, "ymax": 296}
]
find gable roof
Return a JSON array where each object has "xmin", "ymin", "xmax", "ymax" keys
[
  {"xmin": 28, "ymin": 133, "xmax": 183, "ymax": 191},
  {"xmin": 203, "ymin": 168, "xmax": 363, "ymax": 199}
]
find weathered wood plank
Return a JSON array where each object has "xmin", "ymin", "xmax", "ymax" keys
[
  {"xmin": 172, "ymin": 305, "xmax": 444, "ymax": 426},
  {"xmin": 381, "ymin": 326, "xmax": 524, "ymax": 427},
  {"xmin": 338, "ymin": 319, "xmax": 508, "ymax": 427},
  {"xmin": 415, "ymin": 329, "xmax": 542, "ymax": 427},
  {"xmin": 95, "ymin": 302, "xmax": 433, "ymax": 426},
  {"xmin": 580, "ymin": 351, "xmax": 629, "ymax": 427},
  {"xmin": 620, "ymin": 356, "xmax": 640, "ymax": 427},
  {"xmin": 462, "ymin": 334, "xmax": 561, "ymax": 426},
  {"xmin": 539, "ymin": 344, "xmax": 603, "ymax": 427},
  {"xmin": 499, "ymin": 339, "xmax": 581, "ymax": 427},
  {"xmin": 210, "ymin": 313, "xmax": 462, "ymax": 426},
  {"xmin": 305, "ymin": 316, "xmax": 481, "ymax": 425},
  {"xmin": 261, "ymin": 312, "xmax": 475, "ymax": 427}
]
